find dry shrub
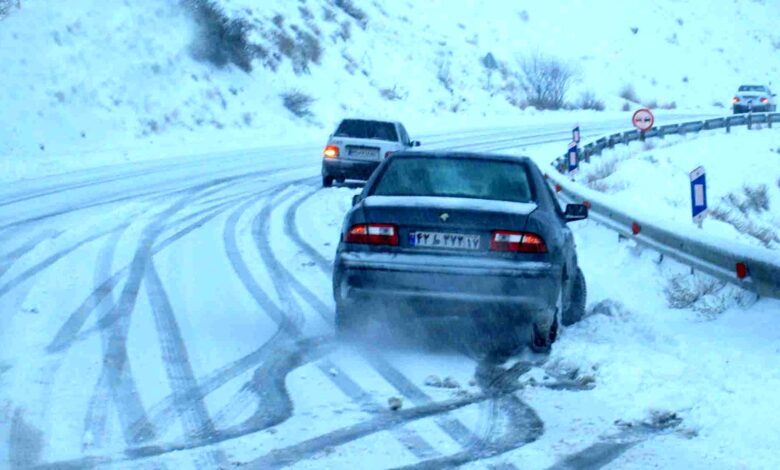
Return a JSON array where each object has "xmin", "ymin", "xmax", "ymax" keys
[
  {"xmin": 519, "ymin": 53, "xmax": 577, "ymax": 110},
  {"xmin": 186, "ymin": 0, "xmax": 262, "ymax": 72},
  {"xmin": 333, "ymin": 0, "xmax": 368, "ymax": 28},
  {"xmin": 578, "ymin": 91, "xmax": 605, "ymax": 111},
  {"xmin": 619, "ymin": 84, "xmax": 639, "ymax": 102},
  {"xmin": 281, "ymin": 91, "xmax": 315, "ymax": 118}
]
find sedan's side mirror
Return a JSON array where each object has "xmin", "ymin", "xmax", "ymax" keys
[
  {"xmin": 352, "ymin": 194, "xmax": 361, "ymax": 206},
  {"xmin": 410, "ymin": 140, "xmax": 421, "ymax": 147},
  {"xmin": 564, "ymin": 203, "xmax": 588, "ymax": 222}
]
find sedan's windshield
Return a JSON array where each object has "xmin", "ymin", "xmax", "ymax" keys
[
  {"xmin": 738, "ymin": 85, "xmax": 768, "ymax": 92},
  {"xmin": 334, "ymin": 119, "xmax": 399, "ymax": 141},
  {"xmin": 371, "ymin": 157, "xmax": 534, "ymax": 203}
]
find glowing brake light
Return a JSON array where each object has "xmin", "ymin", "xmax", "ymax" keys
[
  {"xmin": 345, "ymin": 224, "xmax": 399, "ymax": 245},
  {"xmin": 760, "ymin": 97, "xmax": 769, "ymax": 104},
  {"xmin": 323, "ymin": 145, "xmax": 339, "ymax": 159},
  {"xmin": 490, "ymin": 230, "xmax": 547, "ymax": 253},
  {"xmin": 732, "ymin": 97, "xmax": 740, "ymax": 104}
]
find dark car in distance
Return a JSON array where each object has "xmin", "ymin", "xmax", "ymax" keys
[{"xmin": 332, "ymin": 151, "xmax": 588, "ymax": 353}]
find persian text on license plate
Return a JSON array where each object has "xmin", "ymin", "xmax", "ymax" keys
[
  {"xmin": 409, "ymin": 231, "xmax": 480, "ymax": 250},
  {"xmin": 348, "ymin": 147, "xmax": 379, "ymax": 159}
]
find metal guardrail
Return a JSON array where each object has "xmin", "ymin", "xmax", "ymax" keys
[{"xmin": 549, "ymin": 112, "xmax": 780, "ymax": 299}]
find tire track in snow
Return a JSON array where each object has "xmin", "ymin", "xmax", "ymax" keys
[
  {"xmin": 82, "ymin": 225, "xmax": 129, "ymax": 450},
  {"xmin": 0, "ymin": 229, "xmax": 61, "ymax": 281},
  {"xmin": 144, "ymin": 260, "xmax": 229, "ymax": 468},
  {"xmin": 543, "ymin": 415, "xmax": 682, "ymax": 470},
  {"xmin": 82, "ymin": 180, "xmax": 241, "ymax": 448},
  {"xmin": 8, "ymin": 408, "xmax": 44, "ymax": 470},
  {"xmin": 0, "ymin": 222, "xmax": 130, "ymax": 300},
  {"xmin": 389, "ymin": 361, "xmax": 545, "ymax": 470},
  {"xmin": 47, "ymin": 184, "xmax": 271, "ymax": 354},
  {"xmin": 242, "ymin": 384, "xmax": 528, "ymax": 469}
]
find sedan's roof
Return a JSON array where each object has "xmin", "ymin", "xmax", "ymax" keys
[{"xmin": 389, "ymin": 150, "xmax": 532, "ymax": 165}]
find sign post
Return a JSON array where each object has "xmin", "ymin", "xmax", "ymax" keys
[
  {"xmin": 567, "ymin": 141, "xmax": 578, "ymax": 174},
  {"xmin": 632, "ymin": 108, "xmax": 655, "ymax": 141},
  {"xmin": 690, "ymin": 166, "xmax": 707, "ymax": 227}
]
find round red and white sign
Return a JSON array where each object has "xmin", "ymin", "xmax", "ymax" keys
[{"xmin": 632, "ymin": 108, "xmax": 655, "ymax": 131}]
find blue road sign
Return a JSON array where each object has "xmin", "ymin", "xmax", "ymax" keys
[
  {"xmin": 690, "ymin": 166, "xmax": 707, "ymax": 224},
  {"xmin": 568, "ymin": 141, "xmax": 578, "ymax": 173},
  {"xmin": 573, "ymin": 126, "xmax": 580, "ymax": 144}
]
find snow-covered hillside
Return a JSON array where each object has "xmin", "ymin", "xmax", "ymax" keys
[
  {"xmin": 1, "ymin": 0, "xmax": 779, "ymax": 180},
  {"xmin": 574, "ymin": 127, "xmax": 780, "ymax": 251}
]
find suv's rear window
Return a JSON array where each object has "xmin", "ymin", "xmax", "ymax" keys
[
  {"xmin": 371, "ymin": 157, "xmax": 534, "ymax": 203},
  {"xmin": 334, "ymin": 120, "xmax": 398, "ymax": 142}
]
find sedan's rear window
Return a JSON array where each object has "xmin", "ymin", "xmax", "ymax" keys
[
  {"xmin": 371, "ymin": 157, "xmax": 534, "ymax": 203},
  {"xmin": 334, "ymin": 119, "xmax": 398, "ymax": 142}
]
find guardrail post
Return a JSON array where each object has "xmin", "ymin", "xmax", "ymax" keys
[
  {"xmin": 726, "ymin": 120, "xmax": 730, "ymax": 133},
  {"xmin": 658, "ymin": 127, "xmax": 665, "ymax": 139},
  {"xmin": 769, "ymin": 116, "xmax": 772, "ymax": 129},
  {"xmin": 640, "ymin": 131, "xmax": 645, "ymax": 142},
  {"xmin": 747, "ymin": 113, "xmax": 752, "ymax": 130}
]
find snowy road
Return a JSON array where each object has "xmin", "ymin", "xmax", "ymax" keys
[{"xmin": 3, "ymin": 116, "xmax": 779, "ymax": 470}]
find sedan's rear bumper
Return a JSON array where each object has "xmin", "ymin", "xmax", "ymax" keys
[
  {"xmin": 733, "ymin": 104, "xmax": 771, "ymax": 113},
  {"xmin": 322, "ymin": 158, "xmax": 380, "ymax": 181},
  {"xmin": 334, "ymin": 252, "xmax": 560, "ymax": 318}
]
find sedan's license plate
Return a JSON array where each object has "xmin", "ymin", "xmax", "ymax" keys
[
  {"xmin": 348, "ymin": 147, "xmax": 379, "ymax": 159},
  {"xmin": 409, "ymin": 231, "xmax": 480, "ymax": 250}
]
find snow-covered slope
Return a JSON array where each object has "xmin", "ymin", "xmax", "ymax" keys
[
  {"xmin": 574, "ymin": 127, "xmax": 780, "ymax": 251},
  {"xmin": 1, "ymin": 0, "xmax": 779, "ymax": 179}
]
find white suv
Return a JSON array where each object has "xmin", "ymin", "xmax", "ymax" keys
[
  {"xmin": 732, "ymin": 85, "xmax": 777, "ymax": 114},
  {"xmin": 321, "ymin": 119, "xmax": 420, "ymax": 187}
]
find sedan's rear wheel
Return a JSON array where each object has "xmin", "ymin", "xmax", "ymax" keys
[
  {"xmin": 322, "ymin": 175, "xmax": 334, "ymax": 187},
  {"xmin": 529, "ymin": 288, "xmax": 562, "ymax": 354},
  {"xmin": 562, "ymin": 268, "xmax": 587, "ymax": 326}
]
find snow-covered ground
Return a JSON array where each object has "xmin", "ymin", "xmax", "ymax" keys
[
  {"xmin": 1, "ymin": 124, "xmax": 779, "ymax": 469},
  {"xmin": 572, "ymin": 126, "xmax": 780, "ymax": 250},
  {"xmin": 1, "ymin": 0, "xmax": 779, "ymax": 181},
  {"xmin": 2, "ymin": 0, "xmax": 780, "ymax": 468}
]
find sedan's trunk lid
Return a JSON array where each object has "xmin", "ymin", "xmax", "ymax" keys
[{"xmin": 361, "ymin": 195, "xmax": 537, "ymax": 254}]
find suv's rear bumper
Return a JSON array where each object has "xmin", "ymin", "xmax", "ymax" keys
[
  {"xmin": 322, "ymin": 158, "xmax": 380, "ymax": 181},
  {"xmin": 334, "ymin": 252, "xmax": 560, "ymax": 320}
]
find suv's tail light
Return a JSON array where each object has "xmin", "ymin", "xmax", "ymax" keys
[
  {"xmin": 732, "ymin": 97, "xmax": 740, "ymax": 104},
  {"xmin": 324, "ymin": 145, "xmax": 339, "ymax": 159},
  {"xmin": 760, "ymin": 97, "xmax": 769, "ymax": 104},
  {"xmin": 490, "ymin": 230, "xmax": 547, "ymax": 253},
  {"xmin": 345, "ymin": 224, "xmax": 399, "ymax": 245},
  {"xmin": 385, "ymin": 151, "xmax": 394, "ymax": 158}
]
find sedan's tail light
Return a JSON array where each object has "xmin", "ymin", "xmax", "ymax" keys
[
  {"xmin": 732, "ymin": 97, "xmax": 740, "ymax": 104},
  {"xmin": 324, "ymin": 145, "xmax": 339, "ymax": 159},
  {"xmin": 490, "ymin": 230, "xmax": 547, "ymax": 253},
  {"xmin": 345, "ymin": 224, "xmax": 399, "ymax": 245},
  {"xmin": 760, "ymin": 97, "xmax": 769, "ymax": 104},
  {"xmin": 385, "ymin": 151, "xmax": 393, "ymax": 158}
]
